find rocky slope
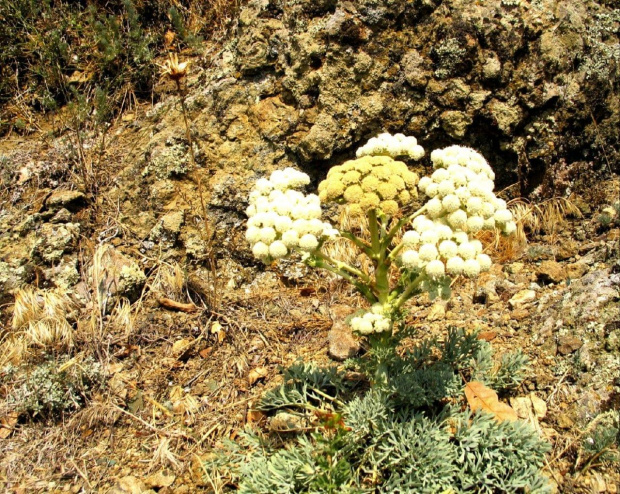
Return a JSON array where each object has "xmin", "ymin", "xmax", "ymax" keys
[{"xmin": 0, "ymin": 0, "xmax": 619, "ymax": 491}]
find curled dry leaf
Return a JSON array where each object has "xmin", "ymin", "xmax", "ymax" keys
[
  {"xmin": 246, "ymin": 409, "xmax": 266, "ymax": 424},
  {"xmin": 211, "ymin": 322, "xmax": 226, "ymax": 343},
  {"xmin": 464, "ymin": 381, "xmax": 518, "ymax": 422},
  {"xmin": 247, "ymin": 367, "xmax": 268, "ymax": 385},
  {"xmin": 0, "ymin": 412, "xmax": 18, "ymax": 439}
]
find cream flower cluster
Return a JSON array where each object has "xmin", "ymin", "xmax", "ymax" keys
[
  {"xmin": 246, "ymin": 167, "xmax": 338, "ymax": 263},
  {"xmin": 356, "ymin": 132, "xmax": 425, "ymax": 161},
  {"xmin": 318, "ymin": 155, "xmax": 419, "ymax": 217},
  {"xmin": 400, "ymin": 216, "xmax": 492, "ymax": 279},
  {"xmin": 399, "ymin": 146, "xmax": 515, "ymax": 279},
  {"xmin": 418, "ymin": 145, "xmax": 517, "ymax": 235},
  {"xmin": 350, "ymin": 304, "xmax": 392, "ymax": 335}
]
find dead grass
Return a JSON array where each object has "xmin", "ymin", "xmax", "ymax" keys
[
  {"xmin": 508, "ymin": 197, "xmax": 582, "ymax": 243},
  {"xmin": 1, "ymin": 287, "xmax": 74, "ymax": 365}
]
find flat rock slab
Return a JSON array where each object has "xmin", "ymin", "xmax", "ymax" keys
[
  {"xmin": 327, "ymin": 304, "xmax": 360, "ymax": 361},
  {"xmin": 45, "ymin": 190, "xmax": 86, "ymax": 211}
]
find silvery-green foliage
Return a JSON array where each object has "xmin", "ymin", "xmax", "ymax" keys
[
  {"xmin": 452, "ymin": 412, "xmax": 551, "ymax": 493},
  {"xmin": 258, "ymin": 361, "xmax": 347, "ymax": 412},
  {"xmin": 472, "ymin": 342, "xmax": 529, "ymax": 392},
  {"xmin": 205, "ymin": 329, "xmax": 549, "ymax": 492}
]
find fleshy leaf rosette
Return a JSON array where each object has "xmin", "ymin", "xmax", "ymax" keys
[
  {"xmin": 317, "ymin": 155, "xmax": 420, "ymax": 217},
  {"xmin": 246, "ymin": 167, "xmax": 338, "ymax": 263},
  {"xmin": 398, "ymin": 145, "xmax": 516, "ymax": 280}
]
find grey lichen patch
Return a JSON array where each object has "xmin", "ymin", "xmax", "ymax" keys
[
  {"xmin": 43, "ymin": 257, "xmax": 80, "ymax": 290},
  {"xmin": 31, "ymin": 223, "xmax": 81, "ymax": 264},
  {"xmin": 3, "ymin": 356, "xmax": 104, "ymax": 417},
  {"xmin": 0, "ymin": 260, "xmax": 34, "ymax": 298},
  {"xmin": 118, "ymin": 264, "xmax": 147, "ymax": 301},
  {"xmin": 14, "ymin": 214, "xmax": 40, "ymax": 236},
  {"xmin": 582, "ymin": 11, "xmax": 620, "ymax": 82},
  {"xmin": 143, "ymin": 139, "xmax": 192, "ymax": 180},
  {"xmin": 432, "ymin": 38, "xmax": 467, "ymax": 80},
  {"xmin": 149, "ymin": 210, "xmax": 185, "ymax": 250}
]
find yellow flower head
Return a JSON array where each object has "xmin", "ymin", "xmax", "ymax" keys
[{"xmin": 318, "ymin": 155, "xmax": 420, "ymax": 217}]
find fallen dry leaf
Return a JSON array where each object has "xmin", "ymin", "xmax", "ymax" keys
[
  {"xmin": 172, "ymin": 338, "xmax": 193, "ymax": 357},
  {"xmin": 211, "ymin": 322, "xmax": 226, "ymax": 343},
  {"xmin": 464, "ymin": 381, "xmax": 518, "ymax": 422},
  {"xmin": 0, "ymin": 412, "xmax": 18, "ymax": 439},
  {"xmin": 247, "ymin": 367, "xmax": 268, "ymax": 385},
  {"xmin": 246, "ymin": 409, "xmax": 266, "ymax": 424},
  {"xmin": 477, "ymin": 331, "xmax": 497, "ymax": 342}
]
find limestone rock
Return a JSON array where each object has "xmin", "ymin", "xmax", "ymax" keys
[
  {"xmin": 327, "ymin": 305, "xmax": 360, "ymax": 361},
  {"xmin": 249, "ymin": 96, "xmax": 298, "ymax": 141},
  {"xmin": 270, "ymin": 412, "xmax": 307, "ymax": 432},
  {"xmin": 487, "ymin": 99, "xmax": 522, "ymax": 134},
  {"xmin": 440, "ymin": 110, "xmax": 472, "ymax": 139},
  {"xmin": 566, "ymin": 262, "xmax": 588, "ymax": 280},
  {"xmin": 506, "ymin": 262, "xmax": 525, "ymax": 275},
  {"xmin": 537, "ymin": 260, "xmax": 567, "ymax": 284},
  {"xmin": 92, "ymin": 245, "xmax": 146, "ymax": 304},
  {"xmin": 49, "ymin": 208, "xmax": 73, "ymax": 224},
  {"xmin": 557, "ymin": 335, "xmax": 583, "ymax": 355},
  {"xmin": 0, "ymin": 260, "xmax": 34, "ymax": 302},
  {"xmin": 555, "ymin": 240, "xmax": 578, "ymax": 261},
  {"xmin": 509, "ymin": 289, "xmax": 536, "ymax": 308},
  {"xmin": 107, "ymin": 476, "xmax": 148, "ymax": 494},
  {"xmin": 325, "ymin": 8, "xmax": 367, "ymax": 43},
  {"xmin": 149, "ymin": 210, "xmax": 185, "ymax": 249},
  {"xmin": 43, "ymin": 256, "xmax": 80, "ymax": 290},
  {"xmin": 482, "ymin": 54, "xmax": 501, "ymax": 80},
  {"xmin": 31, "ymin": 223, "xmax": 80, "ymax": 263},
  {"xmin": 45, "ymin": 190, "xmax": 86, "ymax": 212},
  {"xmin": 295, "ymin": 114, "xmax": 339, "ymax": 162},
  {"xmin": 402, "ymin": 49, "xmax": 429, "ymax": 89},
  {"xmin": 144, "ymin": 471, "xmax": 175, "ymax": 489},
  {"xmin": 428, "ymin": 300, "xmax": 447, "ymax": 321}
]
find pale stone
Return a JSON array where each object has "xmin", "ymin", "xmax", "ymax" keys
[{"xmin": 509, "ymin": 289, "xmax": 536, "ymax": 308}]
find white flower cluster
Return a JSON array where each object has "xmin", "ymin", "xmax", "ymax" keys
[
  {"xmin": 356, "ymin": 132, "xmax": 425, "ymax": 160},
  {"xmin": 400, "ymin": 218, "xmax": 491, "ymax": 279},
  {"xmin": 419, "ymin": 146, "xmax": 516, "ymax": 235},
  {"xmin": 350, "ymin": 304, "xmax": 392, "ymax": 335},
  {"xmin": 399, "ymin": 146, "xmax": 515, "ymax": 279},
  {"xmin": 246, "ymin": 167, "xmax": 339, "ymax": 263}
]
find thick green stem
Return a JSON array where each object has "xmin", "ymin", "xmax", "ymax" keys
[
  {"xmin": 368, "ymin": 210, "xmax": 381, "ymax": 255},
  {"xmin": 369, "ymin": 332, "xmax": 392, "ymax": 387},
  {"xmin": 394, "ymin": 274, "xmax": 426, "ymax": 310},
  {"xmin": 313, "ymin": 251, "xmax": 371, "ymax": 285},
  {"xmin": 308, "ymin": 255, "xmax": 377, "ymax": 303},
  {"xmin": 340, "ymin": 231, "xmax": 373, "ymax": 258},
  {"xmin": 368, "ymin": 209, "xmax": 391, "ymax": 304}
]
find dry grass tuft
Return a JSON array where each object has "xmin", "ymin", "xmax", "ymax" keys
[
  {"xmin": 151, "ymin": 437, "xmax": 182, "ymax": 472},
  {"xmin": 152, "ymin": 262, "xmax": 186, "ymax": 301},
  {"xmin": 508, "ymin": 197, "xmax": 582, "ymax": 243},
  {"xmin": 1, "ymin": 287, "xmax": 74, "ymax": 365},
  {"xmin": 69, "ymin": 397, "xmax": 123, "ymax": 431},
  {"xmin": 170, "ymin": 385, "xmax": 201, "ymax": 423},
  {"xmin": 477, "ymin": 197, "xmax": 582, "ymax": 262}
]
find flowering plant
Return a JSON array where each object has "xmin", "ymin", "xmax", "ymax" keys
[{"xmin": 246, "ymin": 133, "xmax": 515, "ymax": 379}]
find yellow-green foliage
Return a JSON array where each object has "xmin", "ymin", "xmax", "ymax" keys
[{"xmin": 318, "ymin": 156, "xmax": 419, "ymax": 217}]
